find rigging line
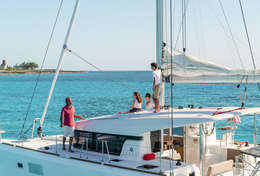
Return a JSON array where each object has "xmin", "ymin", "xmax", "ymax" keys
[
  {"xmin": 218, "ymin": 0, "xmax": 246, "ymax": 70},
  {"xmin": 164, "ymin": 0, "xmax": 168, "ymax": 74},
  {"xmin": 182, "ymin": 0, "xmax": 187, "ymax": 53},
  {"xmin": 209, "ymin": 4, "xmax": 238, "ymax": 71},
  {"xmin": 218, "ymin": 0, "xmax": 249, "ymax": 107},
  {"xmin": 169, "ymin": 0, "xmax": 174, "ymax": 175},
  {"xmin": 67, "ymin": 48, "xmax": 134, "ymax": 92},
  {"xmin": 164, "ymin": 0, "xmax": 171, "ymax": 107},
  {"xmin": 19, "ymin": 0, "xmax": 64, "ymax": 138},
  {"xmin": 238, "ymin": 0, "xmax": 260, "ymax": 96},
  {"xmin": 166, "ymin": 0, "xmax": 176, "ymax": 105},
  {"xmin": 169, "ymin": 0, "xmax": 189, "ymax": 77},
  {"xmin": 164, "ymin": 0, "xmax": 169, "ymax": 95},
  {"xmin": 238, "ymin": 0, "xmax": 256, "ymax": 71},
  {"xmin": 173, "ymin": 0, "xmax": 190, "ymax": 53},
  {"xmin": 241, "ymin": 75, "xmax": 248, "ymax": 108},
  {"xmin": 164, "ymin": 0, "xmax": 168, "ymax": 49}
]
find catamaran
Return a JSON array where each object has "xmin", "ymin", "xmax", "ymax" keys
[{"xmin": 1, "ymin": 0, "xmax": 260, "ymax": 176}]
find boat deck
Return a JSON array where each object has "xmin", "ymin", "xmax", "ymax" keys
[{"xmin": 1, "ymin": 135, "xmax": 195, "ymax": 175}]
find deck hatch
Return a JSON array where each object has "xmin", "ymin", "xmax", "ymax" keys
[
  {"xmin": 137, "ymin": 164, "xmax": 158, "ymax": 170},
  {"xmin": 28, "ymin": 163, "xmax": 43, "ymax": 175},
  {"xmin": 110, "ymin": 159, "xmax": 122, "ymax": 162}
]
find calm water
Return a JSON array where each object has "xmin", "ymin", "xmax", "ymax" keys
[{"xmin": 0, "ymin": 71, "xmax": 259, "ymax": 142}]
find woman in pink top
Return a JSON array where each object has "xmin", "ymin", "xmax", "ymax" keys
[{"xmin": 60, "ymin": 97, "xmax": 85, "ymax": 152}]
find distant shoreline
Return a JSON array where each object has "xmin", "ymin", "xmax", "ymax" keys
[{"xmin": 0, "ymin": 69, "xmax": 88, "ymax": 75}]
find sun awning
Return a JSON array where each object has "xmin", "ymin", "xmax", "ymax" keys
[{"xmin": 75, "ymin": 107, "xmax": 260, "ymax": 137}]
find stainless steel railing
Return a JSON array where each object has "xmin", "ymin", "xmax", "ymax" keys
[{"xmin": 31, "ymin": 118, "xmax": 41, "ymax": 139}]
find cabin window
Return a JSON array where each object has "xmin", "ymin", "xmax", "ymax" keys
[
  {"xmin": 163, "ymin": 127, "xmax": 183, "ymax": 136},
  {"xmin": 172, "ymin": 127, "xmax": 183, "ymax": 136},
  {"xmin": 150, "ymin": 130, "xmax": 161, "ymax": 153},
  {"xmin": 74, "ymin": 130, "xmax": 135, "ymax": 156}
]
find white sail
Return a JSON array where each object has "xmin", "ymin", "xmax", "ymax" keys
[{"xmin": 161, "ymin": 49, "xmax": 232, "ymax": 78}]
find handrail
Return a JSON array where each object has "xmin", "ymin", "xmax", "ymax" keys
[
  {"xmin": 0, "ymin": 122, "xmax": 5, "ymax": 143},
  {"xmin": 86, "ymin": 137, "xmax": 89, "ymax": 159},
  {"xmin": 99, "ymin": 140, "xmax": 111, "ymax": 162},
  {"xmin": 80, "ymin": 137, "xmax": 85, "ymax": 158},
  {"xmin": 104, "ymin": 140, "xmax": 111, "ymax": 162},
  {"xmin": 0, "ymin": 131, "xmax": 5, "ymax": 143},
  {"xmin": 55, "ymin": 134, "xmax": 58, "ymax": 154},
  {"xmin": 101, "ymin": 140, "xmax": 104, "ymax": 162},
  {"xmin": 32, "ymin": 118, "xmax": 41, "ymax": 139}
]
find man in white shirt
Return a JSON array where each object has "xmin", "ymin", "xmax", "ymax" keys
[{"xmin": 151, "ymin": 62, "xmax": 161, "ymax": 112}]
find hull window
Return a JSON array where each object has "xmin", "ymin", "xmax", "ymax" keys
[{"xmin": 28, "ymin": 163, "xmax": 43, "ymax": 176}]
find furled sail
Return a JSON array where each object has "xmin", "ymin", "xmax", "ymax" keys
[
  {"xmin": 161, "ymin": 49, "xmax": 231, "ymax": 77},
  {"xmin": 160, "ymin": 49, "xmax": 260, "ymax": 83}
]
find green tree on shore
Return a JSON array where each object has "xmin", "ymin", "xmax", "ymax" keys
[{"xmin": 14, "ymin": 62, "xmax": 39, "ymax": 70}]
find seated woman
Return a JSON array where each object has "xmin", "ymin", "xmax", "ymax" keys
[
  {"xmin": 145, "ymin": 93, "xmax": 154, "ymax": 111},
  {"xmin": 129, "ymin": 92, "xmax": 142, "ymax": 113}
]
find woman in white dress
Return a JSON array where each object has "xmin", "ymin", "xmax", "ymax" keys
[
  {"xmin": 145, "ymin": 93, "xmax": 154, "ymax": 111},
  {"xmin": 129, "ymin": 92, "xmax": 142, "ymax": 113}
]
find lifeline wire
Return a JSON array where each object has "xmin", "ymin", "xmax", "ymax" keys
[{"xmin": 20, "ymin": 0, "xmax": 64, "ymax": 138}]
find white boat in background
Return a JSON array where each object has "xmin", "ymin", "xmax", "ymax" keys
[{"xmin": 1, "ymin": 0, "xmax": 260, "ymax": 176}]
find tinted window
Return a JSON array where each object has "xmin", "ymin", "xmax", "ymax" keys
[
  {"xmin": 150, "ymin": 130, "xmax": 161, "ymax": 153},
  {"xmin": 74, "ymin": 131, "xmax": 128, "ymax": 156}
]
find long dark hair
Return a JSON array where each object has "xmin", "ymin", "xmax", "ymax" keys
[{"xmin": 134, "ymin": 92, "xmax": 142, "ymax": 103}]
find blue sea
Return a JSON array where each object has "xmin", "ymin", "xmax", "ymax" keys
[{"xmin": 0, "ymin": 71, "xmax": 259, "ymax": 143}]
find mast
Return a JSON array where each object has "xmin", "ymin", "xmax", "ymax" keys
[
  {"xmin": 37, "ymin": 0, "xmax": 80, "ymax": 137},
  {"xmin": 156, "ymin": 0, "xmax": 165, "ymax": 107}
]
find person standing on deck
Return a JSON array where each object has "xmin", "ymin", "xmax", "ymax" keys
[
  {"xmin": 151, "ymin": 62, "xmax": 161, "ymax": 112},
  {"xmin": 60, "ymin": 97, "xmax": 85, "ymax": 152}
]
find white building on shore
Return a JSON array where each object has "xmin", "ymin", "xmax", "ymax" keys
[{"xmin": 0, "ymin": 59, "xmax": 7, "ymax": 70}]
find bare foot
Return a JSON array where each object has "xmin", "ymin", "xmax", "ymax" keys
[
  {"xmin": 69, "ymin": 150, "xmax": 74, "ymax": 153},
  {"xmin": 62, "ymin": 146, "xmax": 66, "ymax": 150}
]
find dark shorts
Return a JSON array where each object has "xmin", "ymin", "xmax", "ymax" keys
[{"xmin": 129, "ymin": 108, "xmax": 142, "ymax": 113}]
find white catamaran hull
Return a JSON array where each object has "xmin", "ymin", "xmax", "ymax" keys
[{"xmin": 0, "ymin": 144, "xmax": 163, "ymax": 176}]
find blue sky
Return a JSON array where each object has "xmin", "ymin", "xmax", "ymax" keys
[{"xmin": 0, "ymin": 0, "xmax": 260, "ymax": 71}]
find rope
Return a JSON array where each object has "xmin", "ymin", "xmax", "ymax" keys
[
  {"xmin": 213, "ymin": 107, "xmax": 242, "ymax": 116},
  {"xmin": 19, "ymin": 0, "xmax": 64, "ymax": 138},
  {"xmin": 66, "ymin": 48, "xmax": 134, "ymax": 92}
]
